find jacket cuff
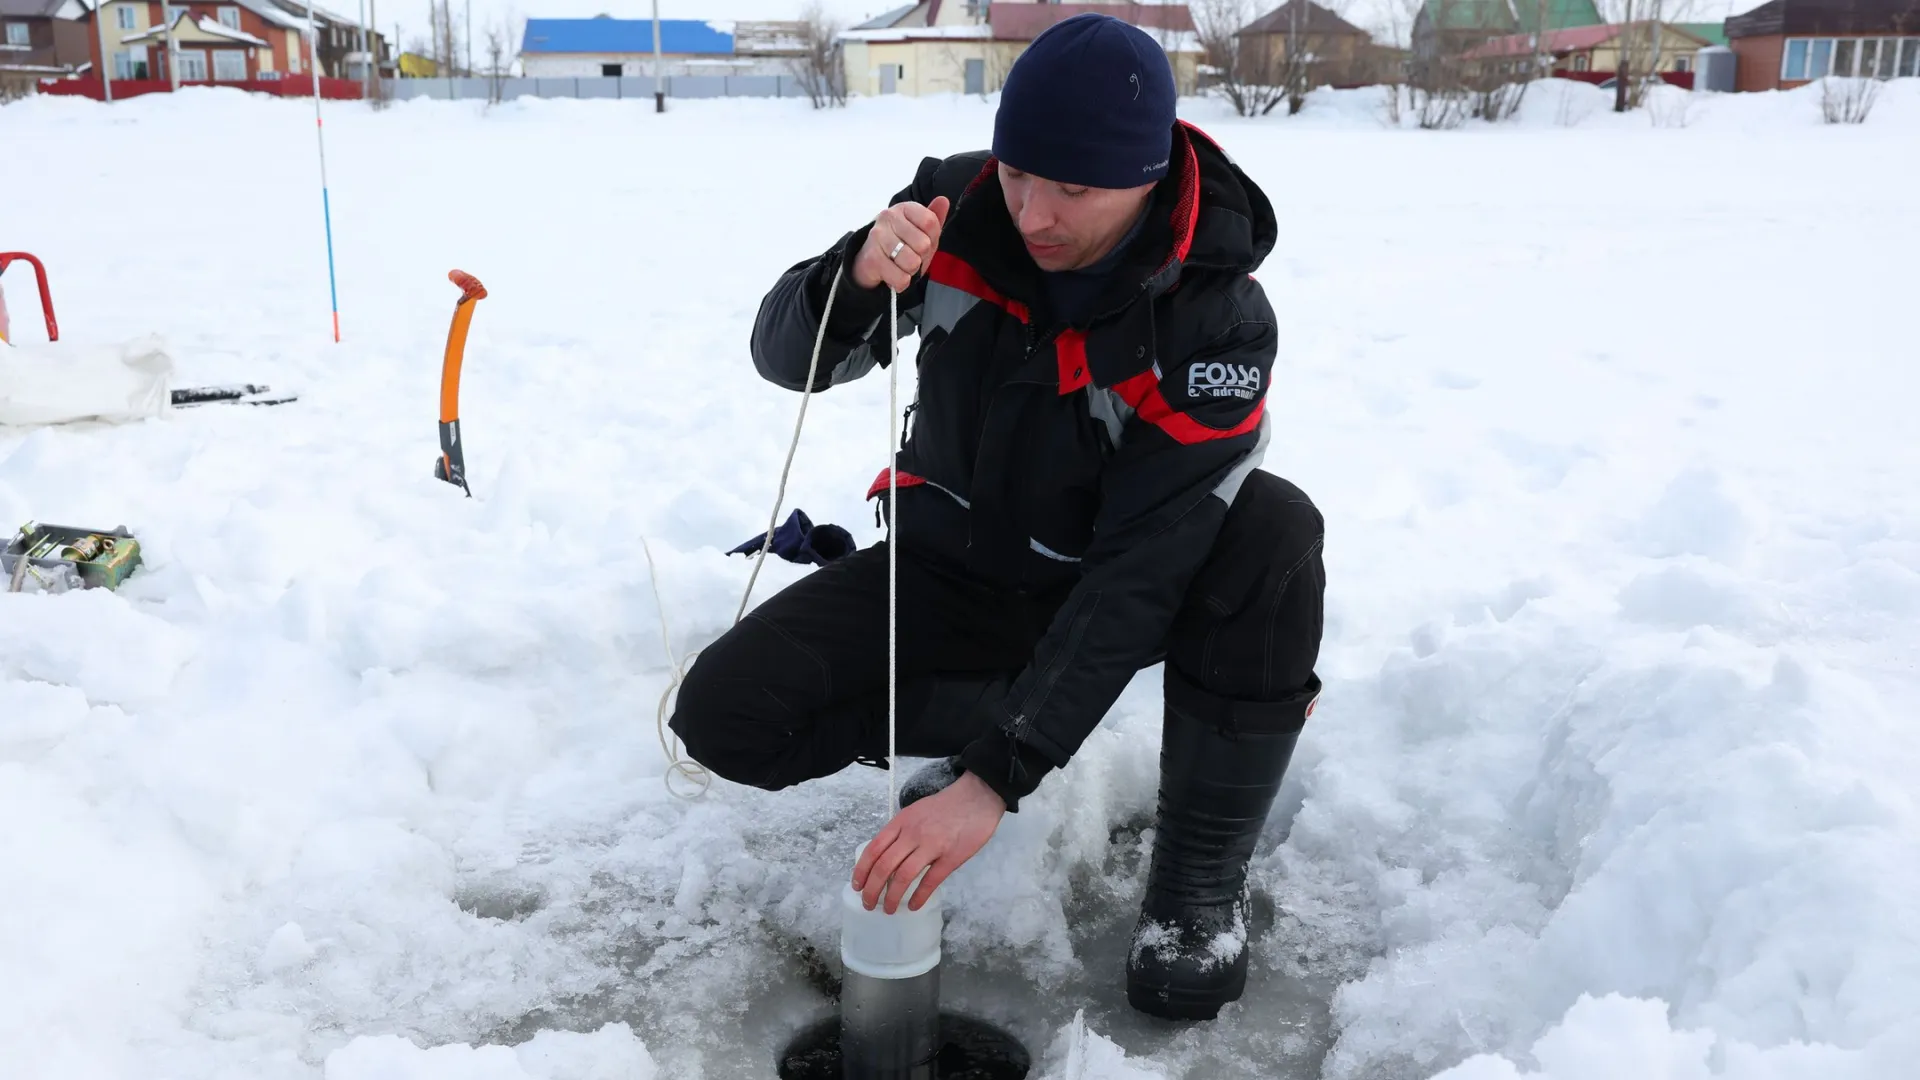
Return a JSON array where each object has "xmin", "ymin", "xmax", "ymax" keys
[
  {"xmin": 819, "ymin": 226, "xmax": 892, "ymax": 343},
  {"xmin": 959, "ymin": 726, "xmax": 1056, "ymax": 812}
]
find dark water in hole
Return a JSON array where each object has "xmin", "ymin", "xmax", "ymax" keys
[{"xmin": 778, "ymin": 1013, "xmax": 1032, "ymax": 1080}]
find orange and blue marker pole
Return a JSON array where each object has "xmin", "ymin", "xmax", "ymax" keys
[{"xmin": 304, "ymin": 11, "xmax": 340, "ymax": 342}]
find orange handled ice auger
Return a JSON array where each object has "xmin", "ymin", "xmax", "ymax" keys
[
  {"xmin": 0, "ymin": 252, "xmax": 58, "ymax": 343},
  {"xmin": 434, "ymin": 269, "xmax": 487, "ymax": 496}
]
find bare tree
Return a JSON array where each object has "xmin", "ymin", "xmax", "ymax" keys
[
  {"xmin": 1252, "ymin": 0, "xmax": 1370, "ymax": 115},
  {"xmin": 789, "ymin": 1, "xmax": 846, "ymax": 108},
  {"xmin": 481, "ymin": 8, "xmax": 520, "ymax": 105},
  {"xmin": 1821, "ymin": 75, "xmax": 1882, "ymax": 123},
  {"xmin": 427, "ymin": 0, "xmax": 465, "ymax": 77},
  {"xmin": 1595, "ymin": 0, "xmax": 1701, "ymax": 110},
  {"xmin": 483, "ymin": 26, "xmax": 507, "ymax": 103},
  {"xmin": 1194, "ymin": 0, "xmax": 1288, "ymax": 116},
  {"xmin": 1390, "ymin": 0, "xmax": 1530, "ymax": 128}
]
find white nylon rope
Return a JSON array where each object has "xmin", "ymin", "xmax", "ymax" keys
[
  {"xmin": 886, "ymin": 288, "xmax": 900, "ymax": 814},
  {"xmin": 653, "ymin": 264, "xmax": 902, "ymax": 817}
]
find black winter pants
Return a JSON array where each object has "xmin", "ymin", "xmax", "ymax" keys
[{"xmin": 668, "ymin": 471, "xmax": 1325, "ymax": 793}]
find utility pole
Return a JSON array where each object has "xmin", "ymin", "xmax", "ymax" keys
[
  {"xmin": 1614, "ymin": 0, "xmax": 1632, "ymax": 111},
  {"xmin": 652, "ymin": 0, "xmax": 664, "ymax": 112},
  {"xmin": 464, "ymin": 0, "xmax": 471, "ymax": 76},
  {"xmin": 358, "ymin": 0, "xmax": 369, "ymax": 98},
  {"xmin": 93, "ymin": 0, "xmax": 114, "ymax": 101},
  {"xmin": 164, "ymin": 0, "xmax": 178, "ymax": 90},
  {"xmin": 369, "ymin": 0, "xmax": 379, "ymax": 98}
]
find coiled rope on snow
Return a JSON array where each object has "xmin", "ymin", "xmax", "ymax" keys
[{"xmin": 651, "ymin": 268, "xmax": 902, "ymax": 815}]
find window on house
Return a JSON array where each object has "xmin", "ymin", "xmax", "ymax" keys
[
  {"xmin": 218, "ymin": 6, "xmax": 240, "ymax": 29},
  {"xmin": 3, "ymin": 22, "xmax": 29, "ymax": 46},
  {"xmin": 1901, "ymin": 38, "xmax": 1920, "ymax": 78},
  {"xmin": 602, "ymin": 62, "xmax": 621, "ymax": 76},
  {"xmin": 213, "ymin": 48, "xmax": 245, "ymax": 79},
  {"xmin": 1858, "ymin": 38, "xmax": 1879, "ymax": 77},
  {"xmin": 116, "ymin": 6, "xmax": 136, "ymax": 29},
  {"xmin": 1572, "ymin": 52, "xmax": 1589, "ymax": 71},
  {"xmin": 1783, "ymin": 38, "xmax": 1809, "ymax": 79},
  {"xmin": 1875, "ymin": 37, "xmax": 1897, "ymax": 77},
  {"xmin": 175, "ymin": 48, "xmax": 207, "ymax": 79},
  {"xmin": 113, "ymin": 48, "xmax": 134, "ymax": 77},
  {"xmin": 1832, "ymin": 38, "xmax": 1855, "ymax": 77},
  {"xmin": 1810, "ymin": 39, "xmax": 1832, "ymax": 77},
  {"xmin": 1674, "ymin": 54, "xmax": 1690, "ymax": 72}
]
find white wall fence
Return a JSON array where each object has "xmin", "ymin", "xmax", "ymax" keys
[{"xmin": 390, "ymin": 75, "xmax": 826, "ymax": 101}]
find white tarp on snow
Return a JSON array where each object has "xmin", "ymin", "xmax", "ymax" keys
[{"xmin": 0, "ymin": 339, "xmax": 174, "ymax": 427}]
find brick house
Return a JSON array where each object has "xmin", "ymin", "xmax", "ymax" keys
[
  {"xmin": 83, "ymin": 0, "xmax": 314, "ymax": 82},
  {"xmin": 1, "ymin": 0, "xmax": 91, "ymax": 80},
  {"xmin": 1725, "ymin": 0, "xmax": 1920, "ymax": 91},
  {"xmin": 1237, "ymin": 0, "xmax": 1394, "ymax": 87}
]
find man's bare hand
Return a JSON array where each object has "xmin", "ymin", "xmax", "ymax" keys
[
  {"xmin": 851, "ymin": 196, "xmax": 952, "ymax": 293},
  {"xmin": 851, "ymin": 769, "xmax": 1004, "ymax": 913}
]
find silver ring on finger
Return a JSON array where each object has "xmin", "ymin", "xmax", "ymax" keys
[{"xmin": 888, "ymin": 239, "xmax": 907, "ymax": 261}]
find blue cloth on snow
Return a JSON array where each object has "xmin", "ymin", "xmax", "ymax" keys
[{"xmin": 727, "ymin": 508, "xmax": 855, "ymax": 567}]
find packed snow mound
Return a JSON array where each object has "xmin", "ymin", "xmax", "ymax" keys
[
  {"xmin": 1, "ymin": 81, "xmax": 1916, "ymax": 1080},
  {"xmin": 1431, "ymin": 994, "xmax": 1920, "ymax": 1080}
]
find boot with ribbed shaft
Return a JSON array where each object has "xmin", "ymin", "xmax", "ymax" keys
[{"xmin": 1126, "ymin": 670, "xmax": 1316, "ymax": 1021}]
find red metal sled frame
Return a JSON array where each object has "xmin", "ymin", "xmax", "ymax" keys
[
  {"xmin": 0, "ymin": 252, "xmax": 58, "ymax": 343},
  {"xmin": 0, "ymin": 251, "xmax": 58, "ymax": 340}
]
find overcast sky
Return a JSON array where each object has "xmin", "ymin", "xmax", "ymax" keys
[
  {"xmin": 372, "ymin": 0, "xmax": 1770, "ymax": 69},
  {"xmin": 375, "ymin": 0, "xmax": 897, "ymax": 57}
]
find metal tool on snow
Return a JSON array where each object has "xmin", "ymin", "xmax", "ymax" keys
[
  {"xmin": 434, "ymin": 270, "xmax": 487, "ymax": 497},
  {"xmin": 3, "ymin": 522, "xmax": 143, "ymax": 594}
]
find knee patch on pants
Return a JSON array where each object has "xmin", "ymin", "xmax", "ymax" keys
[
  {"xmin": 1168, "ymin": 471, "xmax": 1326, "ymax": 703},
  {"xmin": 1165, "ymin": 663, "xmax": 1320, "ymax": 736}
]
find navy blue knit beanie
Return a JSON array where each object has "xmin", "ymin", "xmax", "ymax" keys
[{"xmin": 992, "ymin": 13, "xmax": 1177, "ymax": 190}]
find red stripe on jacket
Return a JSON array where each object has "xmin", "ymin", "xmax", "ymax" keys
[
  {"xmin": 1112, "ymin": 370, "xmax": 1265, "ymax": 446},
  {"xmin": 928, "ymin": 251, "xmax": 1029, "ymax": 324}
]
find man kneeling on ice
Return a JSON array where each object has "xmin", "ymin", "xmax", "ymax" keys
[{"xmin": 669, "ymin": 13, "xmax": 1324, "ymax": 1022}]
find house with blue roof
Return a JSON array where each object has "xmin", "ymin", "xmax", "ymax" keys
[{"xmin": 519, "ymin": 16, "xmax": 801, "ymax": 78}]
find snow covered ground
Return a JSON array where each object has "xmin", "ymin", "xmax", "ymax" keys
[{"xmin": 2, "ymin": 79, "xmax": 1918, "ymax": 1080}]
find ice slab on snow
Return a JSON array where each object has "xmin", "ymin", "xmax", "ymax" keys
[{"xmin": 325, "ymin": 1024, "xmax": 656, "ymax": 1080}]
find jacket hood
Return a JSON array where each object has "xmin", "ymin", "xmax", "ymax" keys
[{"xmin": 1175, "ymin": 122, "xmax": 1278, "ymax": 277}]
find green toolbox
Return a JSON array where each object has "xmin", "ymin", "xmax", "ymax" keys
[{"xmin": 2, "ymin": 522, "xmax": 142, "ymax": 593}]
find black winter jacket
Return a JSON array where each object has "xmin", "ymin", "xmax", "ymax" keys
[{"xmin": 750, "ymin": 121, "xmax": 1280, "ymax": 810}]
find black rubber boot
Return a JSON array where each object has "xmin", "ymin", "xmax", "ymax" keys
[{"xmin": 1126, "ymin": 667, "xmax": 1317, "ymax": 1022}]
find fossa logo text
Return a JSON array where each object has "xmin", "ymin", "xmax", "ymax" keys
[{"xmin": 1187, "ymin": 362, "xmax": 1262, "ymax": 400}]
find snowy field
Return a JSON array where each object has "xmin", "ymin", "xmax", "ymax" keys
[{"xmin": 3, "ymin": 80, "xmax": 1919, "ymax": 1080}]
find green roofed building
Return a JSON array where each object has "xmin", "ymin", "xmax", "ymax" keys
[
  {"xmin": 1676, "ymin": 20, "xmax": 1730, "ymax": 45},
  {"xmin": 1413, "ymin": 0, "xmax": 1607, "ymax": 68}
]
